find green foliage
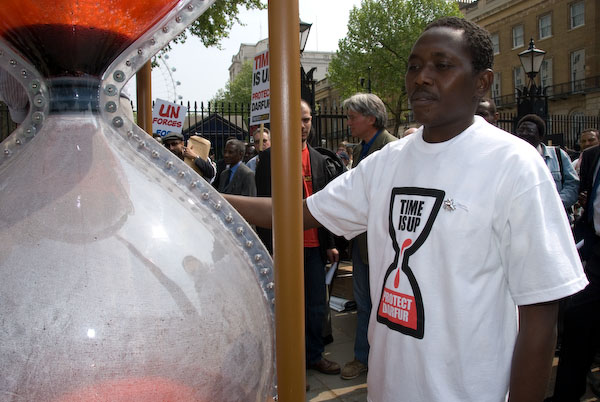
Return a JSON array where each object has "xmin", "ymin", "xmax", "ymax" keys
[
  {"xmin": 327, "ymin": 0, "xmax": 461, "ymax": 126},
  {"xmin": 161, "ymin": 0, "xmax": 265, "ymax": 52},
  {"xmin": 211, "ymin": 60, "xmax": 253, "ymax": 104}
]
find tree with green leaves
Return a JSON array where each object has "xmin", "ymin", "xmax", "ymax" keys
[
  {"xmin": 173, "ymin": 0, "xmax": 265, "ymax": 48},
  {"xmin": 154, "ymin": 0, "xmax": 265, "ymax": 66},
  {"xmin": 327, "ymin": 0, "xmax": 461, "ymax": 134},
  {"xmin": 211, "ymin": 60, "xmax": 253, "ymax": 104}
]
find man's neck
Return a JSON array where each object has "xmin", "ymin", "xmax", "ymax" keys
[
  {"xmin": 361, "ymin": 128, "xmax": 380, "ymax": 143},
  {"xmin": 302, "ymin": 140, "xmax": 307, "ymax": 150},
  {"xmin": 422, "ymin": 117, "xmax": 474, "ymax": 143}
]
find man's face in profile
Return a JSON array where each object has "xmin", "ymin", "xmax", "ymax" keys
[
  {"xmin": 164, "ymin": 139, "xmax": 184, "ymax": 159},
  {"xmin": 224, "ymin": 142, "xmax": 243, "ymax": 166},
  {"xmin": 476, "ymin": 100, "xmax": 498, "ymax": 125},
  {"xmin": 580, "ymin": 131, "xmax": 599, "ymax": 151}
]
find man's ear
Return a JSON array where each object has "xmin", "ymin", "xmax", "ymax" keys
[{"xmin": 475, "ymin": 69, "xmax": 494, "ymax": 97}]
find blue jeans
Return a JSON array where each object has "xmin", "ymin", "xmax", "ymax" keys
[
  {"xmin": 352, "ymin": 245, "xmax": 371, "ymax": 365},
  {"xmin": 305, "ymin": 247, "xmax": 326, "ymax": 365}
]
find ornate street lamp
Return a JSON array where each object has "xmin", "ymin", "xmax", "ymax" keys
[
  {"xmin": 516, "ymin": 38, "xmax": 548, "ymax": 131},
  {"xmin": 518, "ymin": 38, "xmax": 546, "ymax": 83},
  {"xmin": 299, "ymin": 20, "xmax": 316, "ymax": 124},
  {"xmin": 299, "ymin": 20, "xmax": 312, "ymax": 54}
]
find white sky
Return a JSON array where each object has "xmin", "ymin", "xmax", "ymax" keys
[{"xmin": 126, "ymin": 0, "xmax": 362, "ymax": 107}]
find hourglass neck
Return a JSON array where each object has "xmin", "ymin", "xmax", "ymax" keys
[{"xmin": 47, "ymin": 77, "xmax": 101, "ymax": 113}]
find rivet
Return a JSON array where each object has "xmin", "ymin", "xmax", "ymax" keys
[
  {"xmin": 20, "ymin": 69, "xmax": 27, "ymax": 78},
  {"xmin": 104, "ymin": 84, "xmax": 117, "ymax": 96},
  {"xmin": 33, "ymin": 94, "xmax": 45, "ymax": 107},
  {"xmin": 260, "ymin": 268, "xmax": 269, "ymax": 275},
  {"xmin": 214, "ymin": 201, "xmax": 222, "ymax": 210},
  {"xmin": 30, "ymin": 80, "xmax": 39, "ymax": 91},
  {"xmin": 9, "ymin": 59, "xmax": 16, "ymax": 66},
  {"xmin": 15, "ymin": 139, "xmax": 21, "ymax": 145},
  {"xmin": 105, "ymin": 101, "xmax": 117, "ymax": 113},
  {"xmin": 32, "ymin": 111, "xmax": 44, "ymax": 123},
  {"xmin": 254, "ymin": 254, "xmax": 263, "ymax": 262},
  {"xmin": 150, "ymin": 39, "xmax": 156, "ymax": 45},
  {"xmin": 126, "ymin": 130, "xmax": 133, "ymax": 137},
  {"xmin": 175, "ymin": 16, "xmax": 182, "ymax": 23},
  {"xmin": 187, "ymin": 4, "xmax": 193, "ymax": 10},
  {"xmin": 245, "ymin": 240, "xmax": 254, "ymax": 248},
  {"xmin": 162, "ymin": 26, "xmax": 169, "ymax": 33},
  {"xmin": 125, "ymin": 60, "xmax": 132, "ymax": 66},
  {"xmin": 225, "ymin": 213, "xmax": 233, "ymax": 223},
  {"xmin": 165, "ymin": 161, "xmax": 174, "ymax": 169},
  {"xmin": 201, "ymin": 192, "xmax": 209, "ymax": 200},
  {"xmin": 4, "ymin": 149, "xmax": 10, "ymax": 156},
  {"xmin": 151, "ymin": 150, "xmax": 159, "ymax": 158},
  {"xmin": 113, "ymin": 70, "xmax": 125, "ymax": 82},
  {"xmin": 266, "ymin": 282, "xmax": 274, "ymax": 289},
  {"xmin": 190, "ymin": 181, "xmax": 198, "ymax": 188},
  {"xmin": 24, "ymin": 126, "xmax": 35, "ymax": 137},
  {"xmin": 112, "ymin": 116, "xmax": 123, "ymax": 127},
  {"xmin": 236, "ymin": 227, "xmax": 244, "ymax": 235},
  {"xmin": 137, "ymin": 48, "xmax": 143, "ymax": 55},
  {"xmin": 138, "ymin": 141, "xmax": 146, "ymax": 149},
  {"xmin": 178, "ymin": 171, "xmax": 185, "ymax": 178}
]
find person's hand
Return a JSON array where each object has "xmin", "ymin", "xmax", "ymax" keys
[
  {"xmin": 579, "ymin": 191, "xmax": 588, "ymax": 207},
  {"xmin": 183, "ymin": 145, "xmax": 198, "ymax": 160},
  {"xmin": 326, "ymin": 248, "xmax": 339, "ymax": 264}
]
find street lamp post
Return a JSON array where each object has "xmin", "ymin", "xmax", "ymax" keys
[
  {"xmin": 515, "ymin": 38, "xmax": 548, "ymax": 130},
  {"xmin": 299, "ymin": 20, "xmax": 316, "ymax": 123}
]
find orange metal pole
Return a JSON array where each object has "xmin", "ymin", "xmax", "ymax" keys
[
  {"xmin": 136, "ymin": 61, "xmax": 153, "ymax": 135},
  {"xmin": 268, "ymin": 0, "xmax": 305, "ymax": 400}
]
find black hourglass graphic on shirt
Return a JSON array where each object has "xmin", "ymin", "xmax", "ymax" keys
[{"xmin": 376, "ymin": 187, "xmax": 444, "ymax": 339}]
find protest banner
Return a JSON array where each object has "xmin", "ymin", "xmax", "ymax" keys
[
  {"xmin": 152, "ymin": 98, "xmax": 188, "ymax": 137},
  {"xmin": 250, "ymin": 50, "xmax": 270, "ymax": 125}
]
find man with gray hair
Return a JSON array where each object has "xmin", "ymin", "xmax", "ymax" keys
[{"xmin": 341, "ymin": 92, "xmax": 397, "ymax": 380}]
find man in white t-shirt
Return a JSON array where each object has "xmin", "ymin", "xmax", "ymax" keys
[{"xmin": 224, "ymin": 17, "xmax": 587, "ymax": 402}]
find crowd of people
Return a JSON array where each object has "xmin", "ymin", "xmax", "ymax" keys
[
  {"xmin": 2, "ymin": 12, "xmax": 598, "ymax": 402},
  {"xmin": 218, "ymin": 16, "xmax": 599, "ymax": 402},
  {"xmin": 154, "ymin": 16, "xmax": 600, "ymax": 402}
]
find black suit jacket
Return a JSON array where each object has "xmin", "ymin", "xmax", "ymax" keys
[
  {"xmin": 218, "ymin": 162, "xmax": 256, "ymax": 196},
  {"xmin": 577, "ymin": 145, "xmax": 600, "ymax": 262},
  {"xmin": 255, "ymin": 145, "xmax": 336, "ymax": 261}
]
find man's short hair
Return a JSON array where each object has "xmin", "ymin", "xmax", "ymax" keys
[
  {"xmin": 226, "ymin": 138, "xmax": 246, "ymax": 155},
  {"xmin": 517, "ymin": 114, "xmax": 546, "ymax": 138},
  {"xmin": 342, "ymin": 93, "xmax": 388, "ymax": 130},
  {"xmin": 479, "ymin": 97, "xmax": 497, "ymax": 114},
  {"xmin": 582, "ymin": 127, "xmax": 599, "ymax": 137},
  {"xmin": 252, "ymin": 127, "xmax": 271, "ymax": 140},
  {"xmin": 424, "ymin": 16, "xmax": 493, "ymax": 73}
]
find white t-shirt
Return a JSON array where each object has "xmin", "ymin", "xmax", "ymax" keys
[{"xmin": 307, "ymin": 116, "xmax": 587, "ymax": 402}]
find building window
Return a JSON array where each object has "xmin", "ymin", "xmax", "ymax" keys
[
  {"xmin": 491, "ymin": 33, "xmax": 500, "ymax": 55},
  {"xmin": 512, "ymin": 25, "xmax": 524, "ymax": 49},
  {"xmin": 514, "ymin": 66, "xmax": 525, "ymax": 100},
  {"xmin": 541, "ymin": 59, "xmax": 553, "ymax": 95},
  {"xmin": 570, "ymin": 1, "xmax": 585, "ymax": 29},
  {"xmin": 492, "ymin": 72, "xmax": 501, "ymax": 100},
  {"xmin": 571, "ymin": 49, "xmax": 585, "ymax": 91},
  {"xmin": 539, "ymin": 14, "xmax": 552, "ymax": 39}
]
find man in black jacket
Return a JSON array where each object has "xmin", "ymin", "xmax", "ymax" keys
[
  {"xmin": 549, "ymin": 142, "xmax": 600, "ymax": 401},
  {"xmin": 255, "ymin": 100, "xmax": 340, "ymax": 375}
]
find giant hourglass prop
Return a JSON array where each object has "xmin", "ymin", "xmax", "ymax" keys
[{"xmin": 0, "ymin": 1, "xmax": 276, "ymax": 400}]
